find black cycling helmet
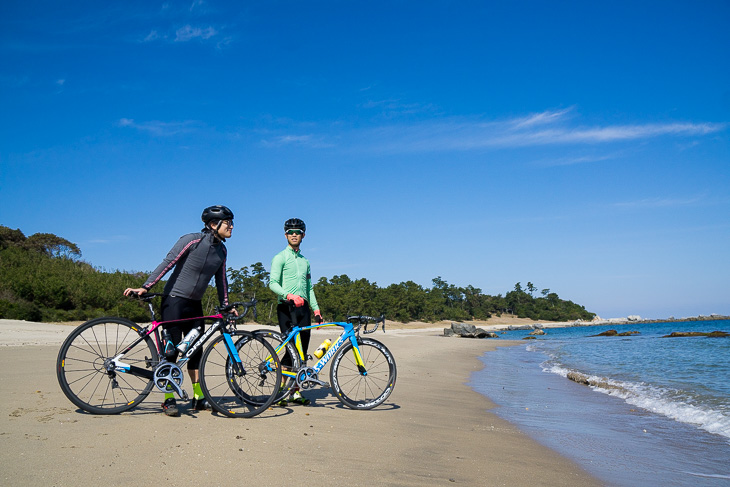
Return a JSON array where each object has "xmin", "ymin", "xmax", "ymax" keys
[
  {"xmin": 202, "ymin": 205, "xmax": 234, "ymax": 224},
  {"xmin": 284, "ymin": 218, "xmax": 306, "ymax": 233}
]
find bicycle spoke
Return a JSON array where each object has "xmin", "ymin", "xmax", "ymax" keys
[
  {"xmin": 200, "ymin": 332, "xmax": 281, "ymax": 418},
  {"xmin": 57, "ymin": 318, "xmax": 156, "ymax": 414},
  {"xmin": 330, "ymin": 338, "xmax": 397, "ymax": 410}
]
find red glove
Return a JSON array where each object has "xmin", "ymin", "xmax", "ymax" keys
[
  {"xmin": 314, "ymin": 309, "xmax": 323, "ymax": 324},
  {"xmin": 287, "ymin": 294, "xmax": 305, "ymax": 307}
]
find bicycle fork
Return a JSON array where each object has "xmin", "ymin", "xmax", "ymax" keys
[
  {"xmin": 222, "ymin": 333, "xmax": 246, "ymax": 376},
  {"xmin": 348, "ymin": 336, "xmax": 368, "ymax": 376}
]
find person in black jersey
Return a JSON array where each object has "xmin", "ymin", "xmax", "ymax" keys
[{"xmin": 124, "ymin": 205, "xmax": 236, "ymax": 416}]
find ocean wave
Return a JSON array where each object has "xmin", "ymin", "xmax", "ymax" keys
[
  {"xmin": 542, "ymin": 362, "xmax": 730, "ymax": 442},
  {"xmin": 684, "ymin": 472, "xmax": 730, "ymax": 480}
]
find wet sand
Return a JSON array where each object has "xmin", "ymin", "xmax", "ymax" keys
[{"xmin": 0, "ymin": 320, "xmax": 601, "ymax": 486}]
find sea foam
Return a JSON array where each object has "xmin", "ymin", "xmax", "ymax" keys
[{"xmin": 542, "ymin": 361, "xmax": 730, "ymax": 442}]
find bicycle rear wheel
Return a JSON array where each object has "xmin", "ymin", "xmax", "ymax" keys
[
  {"xmin": 330, "ymin": 337, "xmax": 397, "ymax": 410},
  {"xmin": 252, "ymin": 329, "xmax": 300, "ymax": 403},
  {"xmin": 199, "ymin": 331, "xmax": 281, "ymax": 418},
  {"xmin": 56, "ymin": 317, "xmax": 157, "ymax": 414}
]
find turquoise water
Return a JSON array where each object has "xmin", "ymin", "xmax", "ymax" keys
[{"xmin": 469, "ymin": 320, "xmax": 730, "ymax": 487}]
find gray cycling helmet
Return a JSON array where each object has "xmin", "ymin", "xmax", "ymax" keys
[
  {"xmin": 284, "ymin": 218, "xmax": 306, "ymax": 232},
  {"xmin": 202, "ymin": 205, "xmax": 234, "ymax": 224}
]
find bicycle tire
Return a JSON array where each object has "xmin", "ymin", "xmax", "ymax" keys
[
  {"xmin": 56, "ymin": 317, "xmax": 157, "ymax": 414},
  {"xmin": 252, "ymin": 329, "xmax": 300, "ymax": 403},
  {"xmin": 330, "ymin": 337, "xmax": 397, "ymax": 410},
  {"xmin": 199, "ymin": 331, "xmax": 281, "ymax": 418}
]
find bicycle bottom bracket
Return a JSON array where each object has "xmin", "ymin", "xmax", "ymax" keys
[{"xmin": 153, "ymin": 362, "xmax": 184, "ymax": 395}]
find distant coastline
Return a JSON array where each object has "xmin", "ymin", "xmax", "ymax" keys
[
  {"xmin": 439, "ymin": 313, "xmax": 730, "ymax": 334},
  {"xmin": 572, "ymin": 314, "xmax": 730, "ymax": 327}
]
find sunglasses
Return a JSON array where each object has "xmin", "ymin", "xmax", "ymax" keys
[{"xmin": 286, "ymin": 229, "xmax": 303, "ymax": 235}]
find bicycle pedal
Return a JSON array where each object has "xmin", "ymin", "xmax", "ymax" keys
[{"xmin": 145, "ymin": 356, "xmax": 152, "ymax": 368}]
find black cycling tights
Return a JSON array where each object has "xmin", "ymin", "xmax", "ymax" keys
[
  {"xmin": 277, "ymin": 301, "xmax": 312, "ymax": 368},
  {"xmin": 160, "ymin": 295, "xmax": 204, "ymax": 370}
]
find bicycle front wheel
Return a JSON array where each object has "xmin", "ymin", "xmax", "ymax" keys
[
  {"xmin": 330, "ymin": 337, "xmax": 397, "ymax": 410},
  {"xmin": 56, "ymin": 317, "xmax": 157, "ymax": 414},
  {"xmin": 252, "ymin": 329, "xmax": 300, "ymax": 403},
  {"xmin": 199, "ymin": 331, "xmax": 281, "ymax": 418}
]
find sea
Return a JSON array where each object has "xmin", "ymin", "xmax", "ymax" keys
[{"xmin": 469, "ymin": 319, "xmax": 730, "ymax": 487}]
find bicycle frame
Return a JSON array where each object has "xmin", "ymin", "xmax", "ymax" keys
[
  {"xmin": 106, "ymin": 311, "xmax": 248, "ymax": 401},
  {"xmin": 272, "ymin": 321, "xmax": 366, "ymax": 380},
  {"xmin": 252, "ymin": 313, "xmax": 395, "ymax": 410},
  {"xmin": 111, "ymin": 314, "xmax": 229, "ymax": 369}
]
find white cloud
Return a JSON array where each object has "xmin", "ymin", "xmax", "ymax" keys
[
  {"xmin": 143, "ymin": 30, "xmax": 161, "ymax": 42},
  {"xmin": 253, "ymin": 108, "xmax": 726, "ymax": 161},
  {"xmin": 117, "ymin": 118, "xmax": 200, "ymax": 136},
  {"xmin": 535, "ymin": 153, "xmax": 619, "ymax": 167},
  {"xmin": 189, "ymin": 0, "xmax": 207, "ymax": 12},
  {"xmin": 542, "ymin": 122, "xmax": 721, "ymax": 144},
  {"xmin": 613, "ymin": 196, "xmax": 704, "ymax": 209},
  {"xmin": 87, "ymin": 235, "xmax": 131, "ymax": 245},
  {"xmin": 511, "ymin": 107, "xmax": 574, "ymax": 128},
  {"xmin": 361, "ymin": 98, "xmax": 440, "ymax": 117},
  {"xmin": 260, "ymin": 134, "xmax": 333, "ymax": 148},
  {"xmin": 175, "ymin": 25, "xmax": 217, "ymax": 42},
  {"xmin": 356, "ymin": 110, "xmax": 727, "ymax": 153}
]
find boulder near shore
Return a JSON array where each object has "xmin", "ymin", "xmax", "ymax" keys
[{"xmin": 444, "ymin": 322, "xmax": 499, "ymax": 338}]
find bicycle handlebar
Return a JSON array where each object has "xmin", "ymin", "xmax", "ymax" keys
[
  {"xmin": 217, "ymin": 299, "xmax": 258, "ymax": 321},
  {"xmin": 347, "ymin": 314, "xmax": 386, "ymax": 334},
  {"xmin": 286, "ymin": 299, "xmax": 323, "ymax": 324},
  {"xmin": 282, "ymin": 301, "xmax": 386, "ymax": 333},
  {"xmin": 127, "ymin": 292, "xmax": 258, "ymax": 321},
  {"xmin": 127, "ymin": 291, "xmax": 164, "ymax": 301}
]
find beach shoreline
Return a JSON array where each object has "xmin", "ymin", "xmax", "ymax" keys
[
  {"xmin": 0, "ymin": 319, "xmax": 601, "ymax": 486},
  {"xmin": 476, "ymin": 318, "xmax": 730, "ymax": 487}
]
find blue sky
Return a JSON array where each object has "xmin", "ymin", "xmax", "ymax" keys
[{"xmin": 1, "ymin": 1, "xmax": 728, "ymax": 319}]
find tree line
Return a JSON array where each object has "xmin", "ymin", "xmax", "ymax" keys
[{"xmin": 0, "ymin": 226, "xmax": 595, "ymax": 323}]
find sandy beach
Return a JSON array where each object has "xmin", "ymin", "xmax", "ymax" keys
[{"xmin": 0, "ymin": 318, "xmax": 601, "ymax": 486}]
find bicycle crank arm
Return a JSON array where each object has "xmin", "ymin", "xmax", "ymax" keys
[
  {"xmin": 166, "ymin": 382, "xmax": 188, "ymax": 401},
  {"xmin": 298, "ymin": 377, "xmax": 329, "ymax": 389}
]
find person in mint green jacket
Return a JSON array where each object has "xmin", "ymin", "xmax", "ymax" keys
[{"xmin": 269, "ymin": 218, "xmax": 323, "ymax": 406}]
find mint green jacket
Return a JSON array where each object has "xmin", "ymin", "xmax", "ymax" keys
[{"xmin": 269, "ymin": 246, "xmax": 319, "ymax": 311}]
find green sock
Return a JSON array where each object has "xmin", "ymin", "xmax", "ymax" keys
[
  {"xmin": 164, "ymin": 392, "xmax": 175, "ymax": 401},
  {"xmin": 192, "ymin": 382, "xmax": 204, "ymax": 400}
]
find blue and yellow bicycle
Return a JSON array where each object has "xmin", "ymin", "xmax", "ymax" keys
[{"xmin": 252, "ymin": 314, "xmax": 397, "ymax": 409}]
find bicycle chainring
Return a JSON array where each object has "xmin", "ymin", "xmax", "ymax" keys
[
  {"xmin": 153, "ymin": 362, "xmax": 185, "ymax": 397},
  {"xmin": 295, "ymin": 366, "xmax": 325, "ymax": 390}
]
